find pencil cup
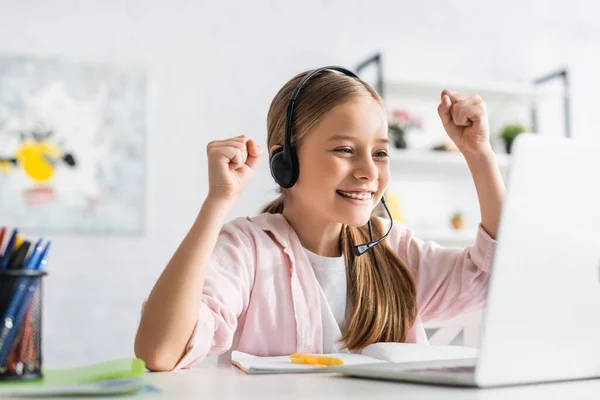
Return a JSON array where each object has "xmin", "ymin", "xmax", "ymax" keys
[{"xmin": 0, "ymin": 269, "xmax": 47, "ymax": 381}]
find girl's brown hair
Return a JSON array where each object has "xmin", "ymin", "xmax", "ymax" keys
[{"xmin": 262, "ymin": 70, "xmax": 418, "ymax": 351}]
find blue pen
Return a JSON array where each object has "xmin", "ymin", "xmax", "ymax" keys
[
  {"xmin": 23, "ymin": 239, "xmax": 44, "ymax": 271},
  {"xmin": 0, "ymin": 241, "xmax": 50, "ymax": 365},
  {"xmin": 32, "ymin": 241, "xmax": 50, "ymax": 272},
  {"xmin": 0, "ymin": 238, "xmax": 43, "ymax": 313},
  {"xmin": 0, "ymin": 229, "xmax": 19, "ymax": 270}
]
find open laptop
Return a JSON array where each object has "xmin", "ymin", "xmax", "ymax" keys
[{"xmin": 335, "ymin": 133, "xmax": 600, "ymax": 387}]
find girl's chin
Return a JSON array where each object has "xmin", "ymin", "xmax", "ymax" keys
[{"xmin": 336, "ymin": 213, "xmax": 373, "ymax": 228}]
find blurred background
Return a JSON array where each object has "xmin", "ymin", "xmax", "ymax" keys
[{"xmin": 0, "ymin": 0, "xmax": 599, "ymax": 367}]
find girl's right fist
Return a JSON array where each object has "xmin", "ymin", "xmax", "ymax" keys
[{"xmin": 207, "ymin": 135, "xmax": 263, "ymax": 201}]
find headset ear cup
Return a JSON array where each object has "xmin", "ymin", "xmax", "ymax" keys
[
  {"xmin": 288, "ymin": 146, "xmax": 299, "ymax": 188},
  {"xmin": 269, "ymin": 147, "xmax": 299, "ymax": 189},
  {"xmin": 271, "ymin": 66, "xmax": 356, "ymax": 190},
  {"xmin": 269, "ymin": 147, "xmax": 290, "ymax": 188}
]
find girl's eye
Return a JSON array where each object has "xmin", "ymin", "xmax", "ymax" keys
[
  {"xmin": 334, "ymin": 148, "xmax": 353, "ymax": 154},
  {"xmin": 334, "ymin": 148, "xmax": 389, "ymax": 157}
]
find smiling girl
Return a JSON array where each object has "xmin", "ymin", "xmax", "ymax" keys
[{"xmin": 134, "ymin": 67, "xmax": 505, "ymax": 372}]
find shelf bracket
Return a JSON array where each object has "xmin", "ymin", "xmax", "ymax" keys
[
  {"xmin": 356, "ymin": 53, "xmax": 384, "ymax": 99},
  {"xmin": 531, "ymin": 68, "xmax": 571, "ymax": 137}
]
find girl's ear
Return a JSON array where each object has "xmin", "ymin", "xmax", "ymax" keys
[{"xmin": 269, "ymin": 145, "xmax": 283, "ymax": 158}]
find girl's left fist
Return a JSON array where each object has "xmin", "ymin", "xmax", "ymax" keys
[{"xmin": 437, "ymin": 90, "xmax": 492, "ymax": 155}]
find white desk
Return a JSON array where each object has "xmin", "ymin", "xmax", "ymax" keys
[{"xmin": 125, "ymin": 365, "xmax": 600, "ymax": 400}]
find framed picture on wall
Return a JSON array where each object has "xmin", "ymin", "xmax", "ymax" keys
[{"xmin": 0, "ymin": 54, "xmax": 147, "ymax": 234}]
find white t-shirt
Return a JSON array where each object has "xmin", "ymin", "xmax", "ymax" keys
[{"xmin": 303, "ymin": 248, "xmax": 352, "ymax": 353}]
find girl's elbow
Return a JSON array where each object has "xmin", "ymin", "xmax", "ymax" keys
[
  {"xmin": 134, "ymin": 335, "xmax": 179, "ymax": 372},
  {"xmin": 135, "ymin": 346, "xmax": 178, "ymax": 372}
]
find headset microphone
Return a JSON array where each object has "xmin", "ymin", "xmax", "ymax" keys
[{"xmin": 352, "ymin": 196, "xmax": 393, "ymax": 257}]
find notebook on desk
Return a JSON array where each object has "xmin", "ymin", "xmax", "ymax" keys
[
  {"xmin": 231, "ymin": 343, "xmax": 477, "ymax": 374},
  {"xmin": 0, "ymin": 358, "xmax": 153, "ymax": 397}
]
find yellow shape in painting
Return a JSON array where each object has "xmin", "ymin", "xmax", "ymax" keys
[
  {"xmin": 15, "ymin": 140, "xmax": 63, "ymax": 183},
  {"xmin": 0, "ymin": 160, "xmax": 11, "ymax": 174}
]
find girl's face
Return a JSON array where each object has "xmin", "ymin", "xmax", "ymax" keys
[{"xmin": 291, "ymin": 97, "xmax": 390, "ymax": 227}]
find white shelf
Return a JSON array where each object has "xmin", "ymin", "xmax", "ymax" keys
[
  {"xmin": 388, "ymin": 149, "xmax": 511, "ymax": 169},
  {"xmin": 414, "ymin": 229, "xmax": 478, "ymax": 247},
  {"xmin": 385, "ymin": 78, "xmax": 564, "ymax": 99}
]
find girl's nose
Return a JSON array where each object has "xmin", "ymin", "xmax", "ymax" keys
[{"xmin": 353, "ymin": 156, "xmax": 378, "ymax": 181}]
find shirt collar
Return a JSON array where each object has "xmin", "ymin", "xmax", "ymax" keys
[{"xmin": 246, "ymin": 213, "xmax": 293, "ymax": 249}]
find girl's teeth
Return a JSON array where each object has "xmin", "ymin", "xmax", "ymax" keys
[{"xmin": 339, "ymin": 191, "xmax": 372, "ymax": 200}]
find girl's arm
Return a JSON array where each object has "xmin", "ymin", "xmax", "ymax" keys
[
  {"xmin": 135, "ymin": 135, "xmax": 262, "ymax": 371},
  {"xmin": 385, "ymin": 91, "xmax": 504, "ymax": 323},
  {"xmin": 134, "ymin": 196, "xmax": 234, "ymax": 371},
  {"xmin": 464, "ymin": 149, "xmax": 505, "ymax": 238},
  {"xmin": 437, "ymin": 90, "xmax": 505, "ymax": 238}
]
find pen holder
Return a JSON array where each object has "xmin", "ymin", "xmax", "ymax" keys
[{"xmin": 0, "ymin": 270, "xmax": 47, "ymax": 381}]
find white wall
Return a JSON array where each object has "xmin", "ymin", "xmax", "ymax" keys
[{"xmin": 0, "ymin": 0, "xmax": 599, "ymax": 367}]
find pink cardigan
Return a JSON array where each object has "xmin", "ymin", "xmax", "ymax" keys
[{"xmin": 172, "ymin": 213, "xmax": 496, "ymax": 369}]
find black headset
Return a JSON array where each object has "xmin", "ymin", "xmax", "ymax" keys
[
  {"xmin": 269, "ymin": 66, "xmax": 393, "ymax": 257},
  {"xmin": 269, "ymin": 66, "xmax": 358, "ymax": 189}
]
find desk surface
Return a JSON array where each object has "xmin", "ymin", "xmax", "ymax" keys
[{"xmin": 129, "ymin": 365, "xmax": 600, "ymax": 400}]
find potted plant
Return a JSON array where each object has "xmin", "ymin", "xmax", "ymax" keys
[
  {"xmin": 388, "ymin": 109, "xmax": 423, "ymax": 149},
  {"xmin": 499, "ymin": 124, "xmax": 527, "ymax": 154},
  {"xmin": 450, "ymin": 211, "xmax": 465, "ymax": 230}
]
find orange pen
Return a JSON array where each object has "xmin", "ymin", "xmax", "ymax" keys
[
  {"xmin": 13, "ymin": 235, "xmax": 24, "ymax": 252},
  {"xmin": 289, "ymin": 353, "xmax": 344, "ymax": 367},
  {"xmin": 0, "ymin": 226, "xmax": 6, "ymax": 256}
]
